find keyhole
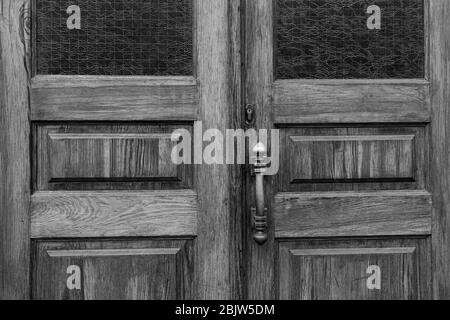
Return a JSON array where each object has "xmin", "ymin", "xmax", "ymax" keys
[{"xmin": 245, "ymin": 105, "xmax": 255, "ymax": 125}]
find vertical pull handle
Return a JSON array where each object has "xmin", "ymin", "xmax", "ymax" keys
[{"xmin": 252, "ymin": 142, "xmax": 268, "ymax": 245}]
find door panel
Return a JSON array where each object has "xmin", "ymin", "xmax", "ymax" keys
[
  {"xmin": 34, "ymin": 124, "xmax": 193, "ymax": 190},
  {"xmin": 277, "ymin": 126, "xmax": 428, "ymax": 191},
  {"xmin": 30, "ymin": 0, "xmax": 200, "ymax": 296},
  {"xmin": 245, "ymin": 0, "xmax": 436, "ymax": 300},
  {"xmin": 23, "ymin": 0, "xmax": 238, "ymax": 299},
  {"xmin": 278, "ymin": 238, "xmax": 431, "ymax": 300},
  {"xmin": 33, "ymin": 239, "xmax": 194, "ymax": 300}
]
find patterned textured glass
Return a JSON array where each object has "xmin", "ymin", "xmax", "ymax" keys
[
  {"xmin": 276, "ymin": 0, "xmax": 424, "ymax": 79},
  {"xmin": 36, "ymin": 0, "xmax": 193, "ymax": 76}
]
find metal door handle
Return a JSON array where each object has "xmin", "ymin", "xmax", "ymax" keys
[{"xmin": 252, "ymin": 142, "xmax": 268, "ymax": 245}]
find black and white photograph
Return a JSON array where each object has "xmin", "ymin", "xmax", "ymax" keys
[{"xmin": 1, "ymin": 0, "xmax": 449, "ymax": 308}]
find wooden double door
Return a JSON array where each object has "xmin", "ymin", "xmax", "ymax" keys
[{"xmin": 1, "ymin": 0, "xmax": 450, "ymax": 300}]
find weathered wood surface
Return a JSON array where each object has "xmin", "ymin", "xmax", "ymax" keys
[
  {"xmin": 430, "ymin": 0, "xmax": 450, "ymax": 299},
  {"xmin": 279, "ymin": 238, "xmax": 431, "ymax": 300},
  {"xmin": 228, "ymin": 0, "xmax": 245, "ymax": 300},
  {"xmin": 273, "ymin": 79, "xmax": 430, "ymax": 124},
  {"xmin": 31, "ymin": 191, "xmax": 198, "ymax": 238},
  {"xmin": 278, "ymin": 126, "xmax": 428, "ymax": 193},
  {"xmin": 31, "ymin": 75, "xmax": 199, "ymax": 121},
  {"xmin": 27, "ymin": 0, "xmax": 241, "ymax": 300},
  {"xmin": 47, "ymin": 133, "xmax": 178, "ymax": 179},
  {"xmin": 244, "ymin": 0, "xmax": 275, "ymax": 300},
  {"xmin": 34, "ymin": 124, "xmax": 193, "ymax": 191},
  {"xmin": 194, "ymin": 0, "xmax": 240, "ymax": 299},
  {"xmin": 275, "ymin": 190, "xmax": 432, "ymax": 238},
  {"xmin": 33, "ymin": 240, "xmax": 194, "ymax": 300},
  {"xmin": 0, "ymin": 0, "xmax": 31, "ymax": 300},
  {"xmin": 46, "ymin": 248, "xmax": 181, "ymax": 258},
  {"xmin": 245, "ymin": 0, "xmax": 436, "ymax": 300},
  {"xmin": 287, "ymin": 134, "xmax": 415, "ymax": 182}
]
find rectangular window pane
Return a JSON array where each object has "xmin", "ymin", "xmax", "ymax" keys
[
  {"xmin": 36, "ymin": 0, "xmax": 193, "ymax": 76},
  {"xmin": 276, "ymin": 0, "xmax": 424, "ymax": 79}
]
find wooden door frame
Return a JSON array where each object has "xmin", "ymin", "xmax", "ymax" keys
[
  {"xmin": 194, "ymin": 0, "xmax": 243, "ymax": 300},
  {"xmin": 243, "ymin": 0, "xmax": 450, "ymax": 299},
  {"xmin": 430, "ymin": 0, "xmax": 450, "ymax": 299},
  {"xmin": 0, "ymin": 0, "xmax": 243, "ymax": 300},
  {"xmin": 0, "ymin": 0, "xmax": 31, "ymax": 300}
]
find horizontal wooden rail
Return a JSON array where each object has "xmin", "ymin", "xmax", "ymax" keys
[
  {"xmin": 273, "ymin": 79, "xmax": 430, "ymax": 123},
  {"xmin": 275, "ymin": 190, "xmax": 432, "ymax": 238},
  {"xmin": 31, "ymin": 75, "xmax": 199, "ymax": 121},
  {"xmin": 31, "ymin": 190, "xmax": 198, "ymax": 238}
]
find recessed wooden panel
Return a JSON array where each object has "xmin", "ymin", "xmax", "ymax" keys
[
  {"xmin": 279, "ymin": 238, "xmax": 431, "ymax": 300},
  {"xmin": 34, "ymin": 124, "xmax": 193, "ymax": 190},
  {"xmin": 33, "ymin": 240, "xmax": 194, "ymax": 300},
  {"xmin": 48, "ymin": 133, "xmax": 178, "ymax": 179},
  {"xmin": 289, "ymin": 134, "xmax": 415, "ymax": 182},
  {"xmin": 275, "ymin": 190, "xmax": 432, "ymax": 238},
  {"xmin": 278, "ymin": 126, "xmax": 428, "ymax": 192},
  {"xmin": 31, "ymin": 190, "xmax": 198, "ymax": 238}
]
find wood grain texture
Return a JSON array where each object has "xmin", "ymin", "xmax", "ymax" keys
[
  {"xmin": 290, "ymin": 247, "xmax": 417, "ymax": 256},
  {"xmin": 48, "ymin": 133, "xmax": 178, "ymax": 179},
  {"xmin": 32, "ymin": 75, "xmax": 197, "ymax": 87},
  {"xmin": 274, "ymin": 190, "xmax": 432, "ymax": 238},
  {"xmin": 244, "ymin": 0, "xmax": 275, "ymax": 300},
  {"xmin": 33, "ymin": 240, "xmax": 194, "ymax": 300},
  {"xmin": 31, "ymin": 75, "xmax": 199, "ymax": 121},
  {"xmin": 29, "ymin": 0, "xmax": 241, "ymax": 300},
  {"xmin": 279, "ymin": 238, "xmax": 431, "ymax": 300},
  {"xmin": 0, "ymin": 0, "xmax": 31, "ymax": 300},
  {"xmin": 273, "ymin": 79, "xmax": 430, "ymax": 124},
  {"xmin": 246, "ymin": 0, "xmax": 435, "ymax": 300},
  {"xmin": 430, "ymin": 0, "xmax": 450, "ymax": 299},
  {"xmin": 31, "ymin": 191, "xmax": 198, "ymax": 238},
  {"xmin": 34, "ymin": 124, "xmax": 193, "ymax": 191},
  {"xmin": 46, "ymin": 248, "xmax": 181, "ymax": 258},
  {"xmin": 278, "ymin": 126, "xmax": 428, "ymax": 192},
  {"xmin": 228, "ymin": 0, "xmax": 245, "ymax": 300},
  {"xmin": 288, "ymin": 135, "xmax": 415, "ymax": 182},
  {"xmin": 194, "ymin": 0, "xmax": 237, "ymax": 299}
]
